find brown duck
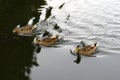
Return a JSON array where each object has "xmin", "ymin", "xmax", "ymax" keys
[
  {"xmin": 71, "ymin": 42, "xmax": 97, "ymax": 56},
  {"xmin": 33, "ymin": 35, "xmax": 60, "ymax": 46},
  {"xmin": 12, "ymin": 24, "xmax": 37, "ymax": 34}
]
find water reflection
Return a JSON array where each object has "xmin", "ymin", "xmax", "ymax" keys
[
  {"xmin": 44, "ymin": 7, "xmax": 53, "ymax": 21},
  {"xmin": 0, "ymin": 36, "xmax": 40, "ymax": 80},
  {"xmin": 0, "ymin": 0, "xmax": 45, "ymax": 80},
  {"xmin": 74, "ymin": 54, "xmax": 81, "ymax": 64},
  {"xmin": 34, "ymin": 47, "xmax": 41, "ymax": 53}
]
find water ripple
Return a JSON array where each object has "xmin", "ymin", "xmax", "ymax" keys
[{"xmin": 37, "ymin": 0, "xmax": 120, "ymax": 55}]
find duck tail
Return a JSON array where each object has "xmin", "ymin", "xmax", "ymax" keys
[
  {"xmin": 56, "ymin": 35, "xmax": 61, "ymax": 39},
  {"xmin": 32, "ymin": 25, "xmax": 37, "ymax": 30},
  {"xmin": 94, "ymin": 43, "xmax": 97, "ymax": 46},
  {"xmin": 28, "ymin": 17, "xmax": 35, "ymax": 25},
  {"xmin": 16, "ymin": 24, "xmax": 20, "ymax": 28}
]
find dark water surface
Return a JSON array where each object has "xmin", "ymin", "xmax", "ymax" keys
[
  {"xmin": 0, "ymin": 0, "xmax": 45, "ymax": 80},
  {"xmin": 1, "ymin": 0, "xmax": 120, "ymax": 80}
]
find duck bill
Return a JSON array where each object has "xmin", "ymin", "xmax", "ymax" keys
[
  {"xmin": 74, "ymin": 48, "xmax": 79, "ymax": 53},
  {"xmin": 33, "ymin": 37, "xmax": 38, "ymax": 44}
]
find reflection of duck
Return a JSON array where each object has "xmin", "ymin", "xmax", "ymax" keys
[
  {"xmin": 74, "ymin": 53, "xmax": 81, "ymax": 64},
  {"xmin": 12, "ymin": 25, "xmax": 37, "ymax": 34},
  {"xmin": 74, "ymin": 43, "xmax": 97, "ymax": 56},
  {"xmin": 33, "ymin": 35, "xmax": 60, "ymax": 46}
]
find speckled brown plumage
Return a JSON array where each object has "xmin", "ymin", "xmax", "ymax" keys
[
  {"xmin": 12, "ymin": 25, "xmax": 37, "ymax": 34},
  {"xmin": 34, "ymin": 35, "xmax": 60, "ymax": 46}
]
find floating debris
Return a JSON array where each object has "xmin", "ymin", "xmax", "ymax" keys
[
  {"xmin": 65, "ymin": 14, "xmax": 70, "ymax": 23},
  {"xmin": 67, "ymin": 15, "xmax": 70, "ymax": 20},
  {"xmin": 59, "ymin": 2, "xmax": 65, "ymax": 9}
]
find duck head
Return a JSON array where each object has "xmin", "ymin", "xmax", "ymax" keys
[
  {"xmin": 12, "ymin": 25, "xmax": 21, "ymax": 34},
  {"xmin": 74, "ymin": 41, "xmax": 86, "ymax": 53},
  {"xmin": 74, "ymin": 45, "xmax": 81, "ymax": 53},
  {"xmin": 33, "ymin": 35, "xmax": 41, "ymax": 45}
]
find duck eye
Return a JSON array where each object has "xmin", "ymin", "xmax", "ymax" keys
[
  {"xmin": 37, "ymin": 40, "xmax": 40, "ymax": 42},
  {"xmin": 77, "ymin": 45, "xmax": 80, "ymax": 48}
]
